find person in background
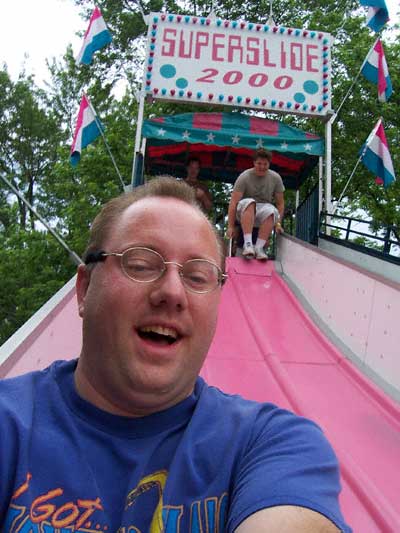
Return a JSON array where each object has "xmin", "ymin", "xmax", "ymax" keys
[
  {"xmin": 184, "ymin": 156, "xmax": 213, "ymax": 213},
  {"xmin": 227, "ymin": 148, "xmax": 285, "ymax": 260},
  {"xmin": 0, "ymin": 178, "xmax": 350, "ymax": 532}
]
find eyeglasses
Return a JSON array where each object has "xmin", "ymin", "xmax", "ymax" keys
[{"xmin": 85, "ymin": 247, "xmax": 227, "ymax": 294}]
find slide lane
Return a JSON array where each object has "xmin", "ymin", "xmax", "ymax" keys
[{"xmin": 202, "ymin": 257, "xmax": 400, "ymax": 532}]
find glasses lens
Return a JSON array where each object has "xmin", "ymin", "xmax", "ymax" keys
[
  {"xmin": 121, "ymin": 248, "xmax": 163, "ymax": 282},
  {"xmin": 182, "ymin": 260, "xmax": 220, "ymax": 293}
]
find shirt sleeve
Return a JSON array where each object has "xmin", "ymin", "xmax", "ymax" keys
[
  {"xmin": 274, "ymin": 172, "xmax": 285, "ymax": 194},
  {"xmin": 232, "ymin": 172, "xmax": 247, "ymax": 194},
  {"xmin": 227, "ymin": 407, "xmax": 352, "ymax": 533}
]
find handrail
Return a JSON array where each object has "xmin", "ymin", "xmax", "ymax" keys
[{"xmin": 320, "ymin": 212, "xmax": 400, "ymax": 263}]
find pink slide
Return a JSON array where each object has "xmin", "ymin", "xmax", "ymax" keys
[
  {"xmin": 203, "ymin": 258, "xmax": 400, "ymax": 532},
  {"xmin": 1, "ymin": 257, "xmax": 399, "ymax": 531}
]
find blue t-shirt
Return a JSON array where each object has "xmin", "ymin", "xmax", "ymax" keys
[{"xmin": 0, "ymin": 360, "xmax": 351, "ymax": 532}]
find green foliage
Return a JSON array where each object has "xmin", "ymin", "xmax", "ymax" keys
[{"xmin": 0, "ymin": 227, "xmax": 76, "ymax": 344}]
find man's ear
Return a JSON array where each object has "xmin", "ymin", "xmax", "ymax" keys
[{"xmin": 76, "ymin": 264, "xmax": 91, "ymax": 318}]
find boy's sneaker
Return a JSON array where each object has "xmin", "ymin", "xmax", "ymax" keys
[
  {"xmin": 242, "ymin": 242, "xmax": 255, "ymax": 258},
  {"xmin": 255, "ymin": 247, "xmax": 268, "ymax": 261}
]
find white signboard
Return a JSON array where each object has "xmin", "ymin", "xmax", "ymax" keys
[{"xmin": 143, "ymin": 13, "xmax": 332, "ymax": 117}]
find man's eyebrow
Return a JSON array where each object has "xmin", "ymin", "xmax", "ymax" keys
[{"xmin": 117, "ymin": 244, "xmax": 219, "ymax": 264}]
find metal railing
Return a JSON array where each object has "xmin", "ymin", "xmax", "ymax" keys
[
  {"xmin": 319, "ymin": 212, "xmax": 400, "ymax": 265},
  {"xmin": 295, "ymin": 183, "xmax": 319, "ymax": 245}
]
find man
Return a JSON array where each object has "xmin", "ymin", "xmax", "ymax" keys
[
  {"xmin": 0, "ymin": 178, "xmax": 351, "ymax": 532},
  {"xmin": 184, "ymin": 156, "xmax": 213, "ymax": 213},
  {"xmin": 227, "ymin": 148, "xmax": 285, "ymax": 260}
]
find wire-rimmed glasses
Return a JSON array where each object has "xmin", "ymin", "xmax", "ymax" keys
[{"xmin": 85, "ymin": 246, "xmax": 227, "ymax": 294}]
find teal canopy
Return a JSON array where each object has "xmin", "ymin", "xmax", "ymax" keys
[{"xmin": 142, "ymin": 112, "xmax": 324, "ymax": 189}]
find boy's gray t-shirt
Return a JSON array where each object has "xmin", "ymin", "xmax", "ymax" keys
[{"xmin": 233, "ymin": 168, "xmax": 285, "ymax": 203}]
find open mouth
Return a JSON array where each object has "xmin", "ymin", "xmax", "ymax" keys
[{"xmin": 137, "ymin": 326, "xmax": 180, "ymax": 346}]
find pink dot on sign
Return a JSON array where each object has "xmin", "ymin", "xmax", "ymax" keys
[
  {"xmin": 318, "ymin": 33, "xmax": 323, "ymax": 39},
  {"xmin": 323, "ymin": 87, "xmax": 328, "ymax": 93},
  {"xmin": 170, "ymin": 89, "xmax": 175, "ymax": 95},
  {"xmin": 295, "ymin": 103, "xmax": 300, "ymax": 109},
  {"xmin": 323, "ymin": 46, "xmax": 328, "ymax": 51},
  {"xmin": 323, "ymin": 73, "xmax": 328, "ymax": 79},
  {"xmin": 288, "ymin": 28, "xmax": 293, "ymax": 34},
  {"xmin": 323, "ymin": 102, "xmax": 328, "ymax": 106},
  {"xmin": 206, "ymin": 19, "xmax": 211, "ymax": 25},
  {"xmin": 151, "ymin": 38, "xmax": 156, "ymax": 43},
  {"xmin": 147, "ymin": 66, "xmax": 152, "ymax": 71},
  {"xmin": 188, "ymin": 91, "xmax": 192, "ymax": 97},
  {"xmin": 311, "ymin": 105, "xmax": 316, "ymax": 111},
  {"xmin": 228, "ymin": 95, "xmax": 233, "ymax": 101},
  {"xmin": 177, "ymin": 15, "xmax": 181, "ymax": 21},
  {"xmin": 245, "ymin": 97, "xmax": 251, "ymax": 103},
  {"xmin": 256, "ymin": 25, "xmax": 261, "ymax": 31},
  {"xmin": 150, "ymin": 52, "xmax": 154, "ymax": 57},
  {"xmin": 303, "ymin": 30, "xmax": 308, "ymax": 36},
  {"xmin": 146, "ymin": 80, "xmax": 151, "ymax": 85},
  {"xmin": 273, "ymin": 27, "xmax": 278, "ymax": 32},
  {"xmin": 224, "ymin": 21, "xmax": 229, "ymax": 27},
  {"xmin": 261, "ymin": 99, "xmax": 266, "ymax": 105},
  {"xmin": 279, "ymin": 101, "xmax": 284, "ymax": 107},
  {"xmin": 193, "ymin": 17, "xmax": 198, "ymax": 23},
  {"xmin": 240, "ymin": 22, "xmax": 245, "ymax": 28},
  {"xmin": 152, "ymin": 24, "xmax": 157, "ymax": 29},
  {"xmin": 153, "ymin": 88, "xmax": 159, "ymax": 94},
  {"xmin": 161, "ymin": 14, "xmax": 166, "ymax": 20},
  {"xmin": 208, "ymin": 93, "xmax": 214, "ymax": 99}
]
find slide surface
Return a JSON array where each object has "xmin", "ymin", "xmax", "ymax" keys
[
  {"xmin": 1, "ymin": 258, "xmax": 399, "ymax": 531},
  {"xmin": 202, "ymin": 258, "xmax": 400, "ymax": 532}
]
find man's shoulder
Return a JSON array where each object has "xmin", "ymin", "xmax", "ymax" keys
[
  {"xmin": 198, "ymin": 382, "xmax": 315, "ymax": 433},
  {"xmin": 267, "ymin": 169, "xmax": 284, "ymax": 184},
  {"xmin": 0, "ymin": 360, "xmax": 73, "ymax": 414},
  {"xmin": 237, "ymin": 168, "xmax": 254, "ymax": 181}
]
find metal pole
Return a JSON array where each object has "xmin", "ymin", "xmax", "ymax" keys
[
  {"xmin": 131, "ymin": 91, "xmax": 146, "ymax": 187},
  {"xmin": 333, "ymin": 157, "xmax": 363, "ymax": 215},
  {"xmin": 318, "ymin": 156, "xmax": 323, "ymax": 214},
  {"xmin": 1, "ymin": 175, "xmax": 82, "ymax": 265},
  {"xmin": 267, "ymin": 0, "xmax": 276, "ymax": 25},
  {"xmin": 330, "ymin": 38, "xmax": 378, "ymax": 126},
  {"xmin": 295, "ymin": 190, "xmax": 300, "ymax": 210},
  {"xmin": 325, "ymin": 119, "xmax": 332, "ymax": 235},
  {"xmin": 85, "ymin": 96, "xmax": 126, "ymax": 191}
]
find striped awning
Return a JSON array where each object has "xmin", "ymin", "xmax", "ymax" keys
[{"xmin": 142, "ymin": 112, "xmax": 324, "ymax": 189}]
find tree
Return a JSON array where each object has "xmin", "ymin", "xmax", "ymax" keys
[{"xmin": 0, "ymin": 69, "xmax": 65, "ymax": 230}]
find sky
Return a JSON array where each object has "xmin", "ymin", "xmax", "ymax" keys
[{"xmin": 0, "ymin": 0, "xmax": 399, "ymax": 87}]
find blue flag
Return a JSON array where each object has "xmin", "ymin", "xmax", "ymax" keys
[{"xmin": 360, "ymin": 1, "xmax": 390, "ymax": 32}]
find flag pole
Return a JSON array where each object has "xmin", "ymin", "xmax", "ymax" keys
[
  {"xmin": 330, "ymin": 37, "xmax": 380, "ymax": 125},
  {"xmin": 85, "ymin": 95, "xmax": 126, "ymax": 191},
  {"xmin": 333, "ymin": 117, "xmax": 382, "ymax": 214},
  {"xmin": 0, "ymin": 175, "xmax": 83, "ymax": 265},
  {"xmin": 333, "ymin": 157, "xmax": 363, "ymax": 214}
]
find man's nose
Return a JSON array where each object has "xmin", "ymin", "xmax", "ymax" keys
[{"xmin": 148, "ymin": 264, "xmax": 189, "ymax": 310}]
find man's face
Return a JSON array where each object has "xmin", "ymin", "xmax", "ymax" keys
[
  {"xmin": 253, "ymin": 157, "xmax": 270, "ymax": 177},
  {"xmin": 76, "ymin": 197, "xmax": 222, "ymax": 416},
  {"xmin": 186, "ymin": 160, "xmax": 200, "ymax": 180}
]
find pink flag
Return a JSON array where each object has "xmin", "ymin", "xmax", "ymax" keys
[{"xmin": 70, "ymin": 95, "xmax": 102, "ymax": 166}]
